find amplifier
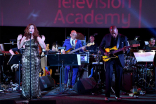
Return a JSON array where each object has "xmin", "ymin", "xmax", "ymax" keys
[{"xmin": 80, "ymin": 52, "xmax": 89, "ymax": 64}]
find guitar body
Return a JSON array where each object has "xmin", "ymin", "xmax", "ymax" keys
[
  {"xmin": 65, "ymin": 48, "xmax": 73, "ymax": 54},
  {"xmin": 103, "ymin": 46, "xmax": 118, "ymax": 62},
  {"xmin": 105, "ymin": 46, "xmax": 117, "ymax": 52},
  {"xmin": 102, "ymin": 56, "xmax": 111, "ymax": 62},
  {"xmin": 38, "ymin": 45, "xmax": 42, "ymax": 55}
]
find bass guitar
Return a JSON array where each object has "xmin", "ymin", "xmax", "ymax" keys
[
  {"xmin": 66, "ymin": 42, "xmax": 95, "ymax": 54},
  {"xmin": 102, "ymin": 44, "xmax": 140, "ymax": 62}
]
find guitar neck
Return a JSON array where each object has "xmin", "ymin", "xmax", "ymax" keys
[{"xmin": 68, "ymin": 46, "xmax": 86, "ymax": 54}]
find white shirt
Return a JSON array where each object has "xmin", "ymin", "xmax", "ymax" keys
[{"xmin": 70, "ymin": 38, "xmax": 76, "ymax": 48}]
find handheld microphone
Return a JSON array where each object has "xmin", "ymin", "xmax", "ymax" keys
[
  {"xmin": 29, "ymin": 32, "xmax": 33, "ymax": 34},
  {"xmin": 29, "ymin": 32, "xmax": 33, "ymax": 39}
]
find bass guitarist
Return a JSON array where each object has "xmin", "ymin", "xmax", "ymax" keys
[
  {"xmin": 99, "ymin": 26, "xmax": 130, "ymax": 101},
  {"xmin": 62, "ymin": 30, "xmax": 85, "ymax": 89}
]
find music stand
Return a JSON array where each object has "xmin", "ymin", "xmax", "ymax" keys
[
  {"xmin": 7, "ymin": 54, "xmax": 22, "ymax": 92},
  {"xmin": 134, "ymin": 52, "xmax": 155, "ymax": 90},
  {"xmin": 0, "ymin": 54, "xmax": 3, "ymax": 66},
  {"xmin": 0, "ymin": 44, "xmax": 5, "ymax": 51},
  {"xmin": 47, "ymin": 54, "xmax": 81, "ymax": 93}
]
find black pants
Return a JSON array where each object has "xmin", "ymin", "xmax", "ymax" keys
[
  {"xmin": 105, "ymin": 58, "xmax": 123, "ymax": 97},
  {"xmin": 153, "ymin": 67, "xmax": 156, "ymax": 92}
]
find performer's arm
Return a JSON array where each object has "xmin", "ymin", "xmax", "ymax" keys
[
  {"xmin": 9, "ymin": 49, "xmax": 15, "ymax": 55},
  {"xmin": 17, "ymin": 34, "xmax": 23, "ymax": 49},
  {"xmin": 99, "ymin": 37, "xmax": 106, "ymax": 55},
  {"xmin": 37, "ymin": 35, "xmax": 46, "ymax": 50},
  {"xmin": 19, "ymin": 36, "xmax": 26, "ymax": 49}
]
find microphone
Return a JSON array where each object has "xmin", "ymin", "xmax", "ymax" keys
[{"xmin": 29, "ymin": 32, "xmax": 33, "ymax": 39}]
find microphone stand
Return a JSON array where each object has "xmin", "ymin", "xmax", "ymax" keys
[{"xmin": 29, "ymin": 33, "xmax": 32, "ymax": 100}]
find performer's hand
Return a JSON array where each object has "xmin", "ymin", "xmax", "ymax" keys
[
  {"xmin": 104, "ymin": 52, "xmax": 110, "ymax": 56},
  {"xmin": 17, "ymin": 34, "xmax": 23, "ymax": 41},
  {"xmin": 41, "ymin": 35, "xmax": 45, "ymax": 42},
  {"xmin": 61, "ymin": 49, "xmax": 65, "ymax": 54},
  {"xmin": 123, "ymin": 46, "xmax": 127, "ymax": 53},
  {"xmin": 81, "ymin": 47, "xmax": 85, "ymax": 50},
  {"xmin": 21, "ymin": 36, "xmax": 26, "ymax": 42}
]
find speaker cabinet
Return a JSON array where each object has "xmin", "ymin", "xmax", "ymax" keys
[
  {"xmin": 73, "ymin": 77, "xmax": 97, "ymax": 94},
  {"xmin": 39, "ymin": 76, "xmax": 55, "ymax": 91},
  {"xmin": 122, "ymin": 72, "xmax": 133, "ymax": 92}
]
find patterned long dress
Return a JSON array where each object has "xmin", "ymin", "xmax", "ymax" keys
[{"xmin": 21, "ymin": 39, "xmax": 41, "ymax": 99}]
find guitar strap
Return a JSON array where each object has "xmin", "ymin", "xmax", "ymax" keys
[{"xmin": 117, "ymin": 34, "xmax": 120, "ymax": 49}]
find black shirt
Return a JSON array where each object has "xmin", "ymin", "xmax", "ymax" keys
[
  {"xmin": 86, "ymin": 43, "xmax": 98, "ymax": 51},
  {"xmin": 110, "ymin": 36, "xmax": 118, "ymax": 47}
]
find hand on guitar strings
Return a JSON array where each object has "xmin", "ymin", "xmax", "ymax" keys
[
  {"xmin": 123, "ymin": 46, "xmax": 128, "ymax": 53},
  {"xmin": 81, "ymin": 47, "xmax": 85, "ymax": 50},
  {"xmin": 104, "ymin": 52, "xmax": 110, "ymax": 57}
]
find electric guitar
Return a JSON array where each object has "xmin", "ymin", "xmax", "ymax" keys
[
  {"xmin": 66, "ymin": 42, "xmax": 95, "ymax": 54},
  {"xmin": 102, "ymin": 44, "xmax": 140, "ymax": 62}
]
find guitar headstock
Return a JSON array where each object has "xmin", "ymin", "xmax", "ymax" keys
[
  {"xmin": 46, "ymin": 44, "xmax": 50, "ymax": 51},
  {"xmin": 131, "ymin": 44, "xmax": 140, "ymax": 47},
  {"xmin": 86, "ymin": 42, "xmax": 95, "ymax": 47}
]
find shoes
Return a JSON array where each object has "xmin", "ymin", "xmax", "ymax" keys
[
  {"xmin": 115, "ymin": 96, "xmax": 122, "ymax": 100},
  {"xmin": 105, "ymin": 97, "xmax": 109, "ymax": 101},
  {"xmin": 32, "ymin": 96, "xmax": 42, "ymax": 99}
]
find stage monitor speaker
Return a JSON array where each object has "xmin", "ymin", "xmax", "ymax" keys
[
  {"xmin": 122, "ymin": 72, "xmax": 133, "ymax": 92},
  {"xmin": 29, "ymin": 100, "xmax": 56, "ymax": 104},
  {"xmin": 111, "ymin": 72, "xmax": 133, "ymax": 92},
  {"xmin": 0, "ymin": 100, "xmax": 16, "ymax": 104},
  {"xmin": 73, "ymin": 77, "xmax": 97, "ymax": 94},
  {"xmin": 39, "ymin": 75, "xmax": 55, "ymax": 91}
]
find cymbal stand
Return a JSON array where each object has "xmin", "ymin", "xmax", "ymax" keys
[{"xmin": 137, "ymin": 62, "xmax": 149, "ymax": 90}]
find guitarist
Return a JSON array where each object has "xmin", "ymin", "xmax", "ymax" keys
[
  {"xmin": 62, "ymin": 30, "xmax": 85, "ymax": 89},
  {"xmin": 99, "ymin": 26, "xmax": 130, "ymax": 101}
]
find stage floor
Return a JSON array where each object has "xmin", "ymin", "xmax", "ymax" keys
[{"xmin": 0, "ymin": 87, "xmax": 156, "ymax": 104}]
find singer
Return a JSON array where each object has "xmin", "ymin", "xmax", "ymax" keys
[{"xmin": 18, "ymin": 24, "xmax": 46, "ymax": 99}]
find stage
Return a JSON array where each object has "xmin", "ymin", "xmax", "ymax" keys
[{"xmin": 0, "ymin": 87, "xmax": 156, "ymax": 104}]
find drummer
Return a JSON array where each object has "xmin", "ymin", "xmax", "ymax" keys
[
  {"xmin": 143, "ymin": 38, "xmax": 155, "ymax": 51},
  {"xmin": 85, "ymin": 35, "xmax": 98, "ymax": 54}
]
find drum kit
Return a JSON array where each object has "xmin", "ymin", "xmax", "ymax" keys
[{"xmin": 124, "ymin": 49, "xmax": 155, "ymax": 90}]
